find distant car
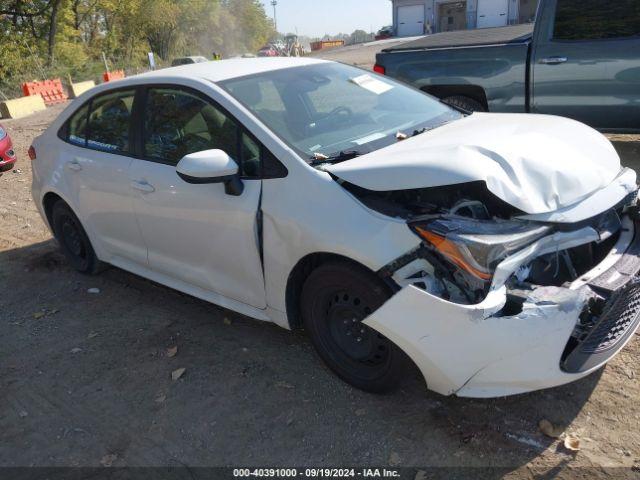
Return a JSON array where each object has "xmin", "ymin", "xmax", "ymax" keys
[
  {"xmin": 171, "ymin": 56, "xmax": 209, "ymax": 67},
  {"xmin": 375, "ymin": 25, "xmax": 394, "ymax": 40},
  {"xmin": 257, "ymin": 46, "xmax": 278, "ymax": 57},
  {"xmin": 0, "ymin": 123, "xmax": 16, "ymax": 172},
  {"xmin": 31, "ymin": 58, "xmax": 640, "ymax": 398}
]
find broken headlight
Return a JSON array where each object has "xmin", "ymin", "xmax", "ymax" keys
[{"xmin": 410, "ymin": 217, "xmax": 551, "ymax": 282}]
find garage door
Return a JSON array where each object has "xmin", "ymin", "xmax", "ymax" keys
[
  {"xmin": 398, "ymin": 4, "xmax": 425, "ymax": 37},
  {"xmin": 477, "ymin": 0, "xmax": 509, "ymax": 28}
]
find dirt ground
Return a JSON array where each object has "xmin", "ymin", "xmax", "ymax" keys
[{"xmin": 1, "ymin": 103, "xmax": 640, "ymax": 478}]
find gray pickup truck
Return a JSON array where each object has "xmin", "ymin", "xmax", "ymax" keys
[{"xmin": 374, "ymin": 0, "xmax": 640, "ymax": 133}]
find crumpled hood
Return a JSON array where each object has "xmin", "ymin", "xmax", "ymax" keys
[{"xmin": 326, "ymin": 113, "xmax": 624, "ymax": 215}]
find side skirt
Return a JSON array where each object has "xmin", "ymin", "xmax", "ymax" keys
[{"xmin": 107, "ymin": 255, "xmax": 272, "ymax": 322}]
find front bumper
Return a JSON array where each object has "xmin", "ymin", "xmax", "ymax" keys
[
  {"xmin": 0, "ymin": 156, "xmax": 16, "ymax": 172},
  {"xmin": 364, "ymin": 216, "xmax": 640, "ymax": 398},
  {"xmin": 1, "ymin": 136, "xmax": 16, "ymax": 172}
]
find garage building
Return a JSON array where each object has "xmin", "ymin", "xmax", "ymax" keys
[{"xmin": 390, "ymin": 0, "xmax": 538, "ymax": 36}]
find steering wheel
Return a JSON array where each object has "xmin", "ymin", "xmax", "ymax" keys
[
  {"xmin": 325, "ymin": 106, "xmax": 353, "ymax": 121},
  {"xmin": 304, "ymin": 107, "xmax": 355, "ymax": 138}
]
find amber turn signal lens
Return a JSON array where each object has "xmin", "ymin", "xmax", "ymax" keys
[{"xmin": 414, "ymin": 227, "xmax": 492, "ymax": 281}]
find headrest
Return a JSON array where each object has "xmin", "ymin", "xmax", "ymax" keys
[{"xmin": 231, "ymin": 82, "xmax": 263, "ymax": 107}]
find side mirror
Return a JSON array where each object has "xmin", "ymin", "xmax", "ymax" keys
[{"xmin": 176, "ymin": 149, "xmax": 244, "ymax": 196}]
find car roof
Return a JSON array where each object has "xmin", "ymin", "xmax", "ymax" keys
[{"xmin": 139, "ymin": 57, "xmax": 330, "ymax": 83}]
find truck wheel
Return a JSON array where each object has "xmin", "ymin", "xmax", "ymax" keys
[
  {"xmin": 51, "ymin": 200, "xmax": 102, "ymax": 274},
  {"xmin": 443, "ymin": 95, "xmax": 486, "ymax": 113},
  {"xmin": 300, "ymin": 261, "xmax": 406, "ymax": 393}
]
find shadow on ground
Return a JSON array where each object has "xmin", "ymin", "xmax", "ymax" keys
[{"xmin": 0, "ymin": 239, "xmax": 604, "ymax": 473}]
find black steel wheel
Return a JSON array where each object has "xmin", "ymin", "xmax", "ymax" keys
[
  {"xmin": 51, "ymin": 200, "xmax": 101, "ymax": 274},
  {"xmin": 301, "ymin": 261, "xmax": 406, "ymax": 393}
]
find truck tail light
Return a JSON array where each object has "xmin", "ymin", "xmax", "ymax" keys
[
  {"xmin": 373, "ymin": 64, "xmax": 386, "ymax": 75},
  {"xmin": 28, "ymin": 145, "xmax": 36, "ymax": 160}
]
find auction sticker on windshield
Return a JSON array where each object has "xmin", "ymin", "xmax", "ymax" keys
[{"xmin": 350, "ymin": 74, "xmax": 393, "ymax": 95}]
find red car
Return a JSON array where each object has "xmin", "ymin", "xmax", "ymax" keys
[
  {"xmin": 0, "ymin": 123, "xmax": 16, "ymax": 172},
  {"xmin": 257, "ymin": 45, "xmax": 278, "ymax": 57}
]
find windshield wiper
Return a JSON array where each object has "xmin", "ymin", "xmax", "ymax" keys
[
  {"xmin": 408, "ymin": 119, "xmax": 456, "ymax": 139},
  {"xmin": 310, "ymin": 150, "xmax": 361, "ymax": 166},
  {"xmin": 395, "ymin": 126, "xmax": 436, "ymax": 141}
]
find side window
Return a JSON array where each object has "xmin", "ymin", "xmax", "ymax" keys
[
  {"xmin": 553, "ymin": 0, "xmax": 640, "ymax": 41},
  {"xmin": 240, "ymin": 133, "xmax": 261, "ymax": 177},
  {"xmin": 143, "ymin": 88, "xmax": 238, "ymax": 166},
  {"xmin": 86, "ymin": 90, "xmax": 135, "ymax": 153},
  {"xmin": 67, "ymin": 104, "xmax": 89, "ymax": 147}
]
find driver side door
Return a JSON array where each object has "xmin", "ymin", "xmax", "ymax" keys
[{"xmin": 129, "ymin": 85, "xmax": 266, "ymax": 309}]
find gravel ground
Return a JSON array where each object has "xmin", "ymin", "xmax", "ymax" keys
[{"xmin": 1, "ymin": 103, "xmax": 640, "ymax": 477}]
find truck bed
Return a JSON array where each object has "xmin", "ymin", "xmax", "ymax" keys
[{"xmin": 383, "ymin": 24, "xmax": 534, "ymax": 52}]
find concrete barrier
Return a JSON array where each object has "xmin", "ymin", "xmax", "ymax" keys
[
  {"xmin": 70, "ymin": 80, "xmax": 96, "ymax": 98},
  {"xmin": 22, "ymin": 78, "xmax": 68, "ymax": 105},
  {"xmin": 0, "ymin": 95, "xmax": 47, "ymax": 119},
  {"xmin": 103, "ymin": 70, "xmax": 125, "ymax": 82}
]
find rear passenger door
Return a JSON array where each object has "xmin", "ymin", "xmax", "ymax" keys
[
  {"xmin": 59, "ymin": 88, "xmax": 148, "ymax": 266},
  {"xmin": 129, "ymin": 86, "xmax": 267, "ymax": 309},
  {"xmin": 531, "ymin": 0, "xmax": 640, "ymax": 130}
]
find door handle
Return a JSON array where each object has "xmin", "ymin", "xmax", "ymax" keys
[
  {"xmin": 66, "ymin": 160, "xmax": 82, "ymax": 172},
  {"xmin": 539, "ymin": 56, "xmax": 568, "ymax": 65},
  {"xmin": 131, "ymin": 180, "xmax": 155, "ymax": 193}
]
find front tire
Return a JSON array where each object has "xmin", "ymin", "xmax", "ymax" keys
[
  {"xmin": 301, "ymin": 262, "xmax": 406, "ymax": 393},
  {"xmin": 51, "ymin": 201, "xmax": 101, "ymax": 274}
]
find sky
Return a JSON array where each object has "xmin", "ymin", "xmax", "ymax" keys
[{"xmin": 259, "ymin": 0, "xmax": 392, "ymax": 38}]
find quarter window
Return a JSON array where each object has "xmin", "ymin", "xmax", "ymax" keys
[
  {"xmin": 553, "ymin": 0, "xmax": 640, "ymax": 41},
  {"xmin": 143, "ymin": 88, "xmax": 238, "ymax": 166},
  {"xmin": 67, "ymin": 104, "xmax": 89, "ymax": 147},
  {"xmin": 86, "ymin": 90, "xmax": 135, "ymax": 153}
]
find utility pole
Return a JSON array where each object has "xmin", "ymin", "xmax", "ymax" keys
[{"xmin": 271, "ymin": 0, "xmax": 278, "ymax": 32}]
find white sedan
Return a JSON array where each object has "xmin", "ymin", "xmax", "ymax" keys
[{"xmin": 31, "ymin": 58, "xmax": 640, "ymax": 397}]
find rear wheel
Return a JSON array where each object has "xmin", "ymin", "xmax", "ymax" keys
[
  {"xmin": 301, "ymin": 261, "xmax": 406, "ymax": 393},
  {"xmin": 51, "ymin": 201, "xmax": 102, "ymax": 274},
  {"xmin": 442, "ymin": 95, "xmax": 486, "ymax": 113}
]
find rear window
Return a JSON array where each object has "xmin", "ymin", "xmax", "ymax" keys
[{"xmin": 553, "ymin": 0, "xmax": 640, "ymax": 41}]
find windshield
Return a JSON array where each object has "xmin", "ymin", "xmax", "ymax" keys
[{"xmin": 220, "ymin": 63, "xmax": 462, "ymax": 161}]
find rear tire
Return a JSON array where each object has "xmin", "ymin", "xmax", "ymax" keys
[
  {"xmin": 301, "ymin": 261, "xmax": 406, "ymax": 393},
  {"xmin": 442, "ymin": 95, "xmax": 486, "ymax": 113},
  {"xmin": 51, "ymin": 201, "xmax": 102, "ymax": 274}
]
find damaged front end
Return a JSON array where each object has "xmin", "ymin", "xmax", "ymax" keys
[{"xmin": 344, "ymin": 178, "xmax": 640, "ymax": 397}]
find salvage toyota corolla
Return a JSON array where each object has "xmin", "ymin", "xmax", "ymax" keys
[{"xmin": 31, "ymin": 58, "xmax": 640, "ymax": 397}]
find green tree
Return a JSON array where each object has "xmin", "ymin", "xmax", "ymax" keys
[{"xmin": 0, "ymin": 0, "xmax": 275, "ymax": 97}]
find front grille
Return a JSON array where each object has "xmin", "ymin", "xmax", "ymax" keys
[
  {"xmin": 561, "ymin": 221, "xmax": 640, "ymax": 373},
  {"xmin": 582, "ymin": 279, "xmax": 640, "ymax": 353},
  {"xmin": 562, "ymin": 278, "xmax": 640, "ymax": 373}
]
